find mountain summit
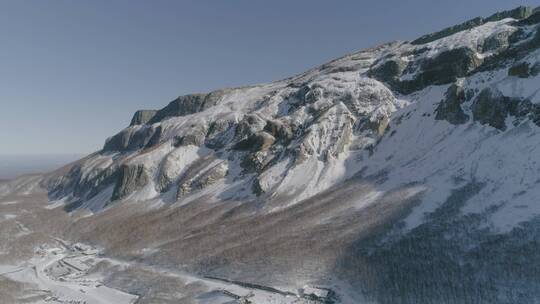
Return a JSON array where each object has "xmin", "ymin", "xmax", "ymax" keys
[{"xmin": 3, "ymin": 5, "xmax": 540, "ymax": 304}]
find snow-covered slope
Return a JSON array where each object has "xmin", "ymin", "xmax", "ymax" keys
[
  {"xmin": 47, "ymin": 7, "xmax": 540, "ymax": 223},
  {"xmin": 5, "ymin": 5, "xmax": 540, "ymax": 304},
  {"xmin": 46, "ymin": 41, "xmax": 403, "ymax": 213}
]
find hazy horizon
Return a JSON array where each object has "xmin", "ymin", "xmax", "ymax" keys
[
  {"xmin": 0, "ymin": 154, "xmax": 84, "ymax": 180},
  {"xmin": 1, "ymin": 0, "xmax": 539, "ymax": 155}
]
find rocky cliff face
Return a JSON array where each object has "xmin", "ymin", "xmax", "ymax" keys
[
  {"xmin": 49, "ymin": 43, "xmax": 402, "ymax": 211},
  {"xmin": 38, "ymin": 6, "xmax": 540, "ymax": 303}
]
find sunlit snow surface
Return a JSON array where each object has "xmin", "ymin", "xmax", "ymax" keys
[
  {"xmin": 0, "ymin": 242, "xmax": 138, "ymax": 304},
  {"xmin": 0, "ymin": 240, "xmax": 337, "ymax": 304}
]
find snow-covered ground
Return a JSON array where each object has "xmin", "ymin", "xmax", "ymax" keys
[
  {"xmin": 0, "ymin": 240, "xmax": 335, "ymax": 304},
  {"xmin": 0, "ymin": 242, "xmax": 138, "ymax": 304}
]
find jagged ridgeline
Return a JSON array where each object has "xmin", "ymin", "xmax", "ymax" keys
[{"xmin": 38, "ymin": 5, "xmax": 540, "ymax": 303}]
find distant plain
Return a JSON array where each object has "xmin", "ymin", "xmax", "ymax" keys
[{"xmin": 0, "ymin": 154, "xmax": 82, "ymax": 179}]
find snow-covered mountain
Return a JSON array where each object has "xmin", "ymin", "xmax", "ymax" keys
[{"xmin": 4, "ymin": 5, "xmax": 540, "ymax": 304}]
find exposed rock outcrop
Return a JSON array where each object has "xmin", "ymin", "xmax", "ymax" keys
[
  {"xmin": 149, "ymin": 93, "xmax": 208, "ymax": 123},
  {"xmin": 173, "ymin": 124, "xmax": 208, "ymax": 147},
  {"xmin": 405, "ymin": 48, "xmax": 482, "ymax": 93},
  {"xmin": 46, "ymin": 155, "xmax": 121, "ymax": 211},
  {"xmin": 412, "ymin": 17, "xmax": 485, "ymax": 45},
  {"xmin": 482, "ymin": 30, "xmax": 512, "ymax": 53},
  {"xmin": 241, "ymin": 151, "xmax": 274, "ymax": 173},
  {"xmin": 412, "ymin": 6, "xmax": 532, "ymax": 45},
  {"xmin": 516, "ymin": 10, "xmax": 540, "ymax": 26},
  {"xmin": 234, "ymin": 132, "xmax": 276, "ymax": 152},
  {"xmin": 508, "ymin": 62, "xmax": 529, "ymax": 77},
  {"xmin": 485, "ymin": 6, "xmax": 533, "ymax": 22},
  {"xmin": 111, "ymin": 164, "xmax": 149, "ymax": 201},
  {"xmin": 147, "ymin": 89, "xmax": 231, "ymax": 124},
  {"xmin": 471, "ymin": 89, "xmax": 520, "ymax": 130},
  {"xmin": 102, "ymin": 125, "xmax": 162, "ymax": 152},
  {"xmin": 435, "ymin": 84, "xmax": 469, "ymax": 125},
  {"xmin": 204, "ymin": 119, "xmax": 237, "ymax": 150},
  {"xmin": 177, "ymin": 162, "xmax": 228, "ymax": 198},
  {"xmin": 368, "ymin": 59, "xmax": 407, "ymax": 90},
  {"xmin": 130, "ymin": 110, "xmax": 158, "ymax": 126},
  {"xmin": 233, "ymin": 115, "xmax": 267, "ymax": 142},
  {"xmin": 371, "ymin": 48, "xmax": 482, "ymax": 94},
  {"xmin": 263, "ymin": 120, "xmax": 293, "ymax": 143},
  {"xmin": 477, "ymin": 28, "xmax": 540, "ymax": 72},
  {"xmin": 155, "ymin": 153, "xmax": 180, "ymax": 193}
]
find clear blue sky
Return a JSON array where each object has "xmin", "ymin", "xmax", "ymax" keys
[{"xmin": 1, "ymin": 0, "xmax": 538, "ymax": 155}]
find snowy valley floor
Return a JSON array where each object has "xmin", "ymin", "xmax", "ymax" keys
[{"xmin": 0, "ymin": 184, "xmax": 340, "ymax": 304}]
